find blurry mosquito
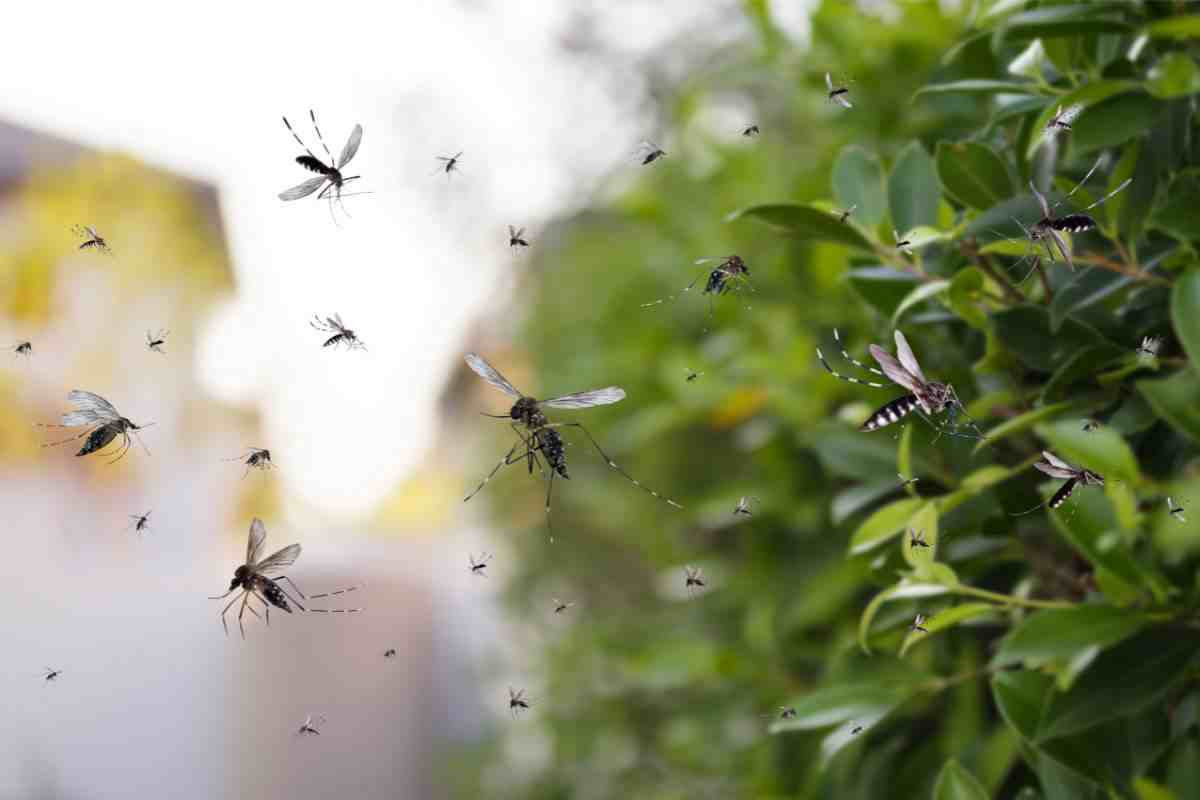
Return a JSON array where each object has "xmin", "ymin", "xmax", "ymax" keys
[
  {"xmin": 208, "ymin": 518, "xmax": 361, "ymax": 638},
  {"xmin": 145, "ymin": 329, "xmax": 168, "ymax": 354},
  {"xmin": 898, "ymin": 473, "xmax": 919, "ymax": 487},
  {"xmin": 639, "ymin": 140, "xmax": 667, "ymax": 165},
  {"xmin": 685, "ymin": 368, "xmax": 704, "ymax": 382},
  {"xmin": 1167, "ymin": 497, "xmax": 1187, "ymax": 523},
  {"xmin": 894, "ymin": 230, "xmax": 913, "ymax": 256},
  {"xmin": 851, "ymin": 723, "xmax": 864, "ymax": 735},
  {"xmin": 278, "ymin": 110, "xmax": 364, "ymax": 218},
  {"xmin": 825, "ymin": 72, "xmax": 852, "ymax": 108},
  {"xmin": 469, "ymin": 552, "xmax": 492, "ymax": 577},
  {"xmin": 733, "ymin": 495, "xmax": 757, "ymax": 516},
  {"xmin": 128, "ymin": 511, "xmax": 152, "ymax": 535},
  {"xmin": 508, "ymin": 225, "xmax": 530, "ymax": 249},
  {"xmin": 463, "ymin": 353, "xmax": 681, "ymax": 533},
  {"xmin": 1082, "ymin": 419, "xmax": 1102, "ymax": 433},
  {"xmin": 816, "ymin": 329, "xmax": 981, "ymax": 438},
  {"xmin": 908, "ymin": 529, "xmax": 930, "ymax": 549},
  {"xmin": 763, "ymin": 706, "xmax": 797, "ymax": 721},
  {"xmin": 1136, "ymin": 335, "xmax": 1162, "ymax": 363},
  {"xmin": 641, "ymin": 255, "xmax": 753, "ymax": 316},
  {"xmin": 1045, "ymin": 103, "xmax": 1082, "ymax": 136},
  {"xmin": 12, "ymin": 341, "xmax": 31, "ymax": 357},
  {"xmin": 435, "ymin": 151, "xmax": 462, "ymax": 176},
  {"xmin": 72, "ymin": 224, "xmax": 110, "ymax": 253},
  {"xmin": 384, "ymin": 648, "xmax": 397, "ymax": 659},
  {"xmin": 909, "ymin": 613, "xmax": 929, "ymax": 634},
  {"xmin": 43, "ymin": 667, "xmax": 62, "ymax": 683},
  {"xmin": 742, "ymin": 124, "xmax": 760, "ymax": 137},
  {"xmin": 227, "ymin": 447, "xmax": 272, "ymax": 478},
  {"xmin": 311, "ymin": 313, "xmax": 365, "ymax": 350},
  {"xmin": 553, "ymin": 598, "xmax": 575, "ymax": 614},
  {"xmin": 1013, "ymin": 451, "xmax": 1105, "ymax": 515},
  {"xmin": 297, "ymin": 714, "xmax": 325, "ymax": 736},
  {"xmin": 684, "ymin": 565, "xmax": 705, "ymax": 596},
  {"xmin": 40, "ymin": 390, "xmax": 151, "ymax": 462},
  {"xmin": 508, "ymin": 687, "xmax": 531, "ymax": 718},
  {"xmin": 837, "ymin": 205, "xmax": 857, "ymax": 224}
]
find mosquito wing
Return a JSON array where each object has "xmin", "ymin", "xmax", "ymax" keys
[
  {"xmin": 892, "ymin": 331, "xmax": 927, "ymax": 384},
  {"xmin": 1035, "ymin": 460, "xmax": 1078, "ymax": 479},
  {"xmin": 464, "ymin": 353, "xmax": 522, "ymax": 398},
  {"xmin": 825, "ymin": 72, "xmax": 834, "ymax": 91},
  {"xmin": 246, "ymin": 517, "xmax": 268, "ymax": 564},
  {"xmin": 64, "ymin": 390, "xmax": 122, "ymax": 425},
  {"xmin": 1041, "ymin": 450, "xmax": 1075, "ymax": 471},
  {"xmin": 338, "ymin": 124, "xmax": 363, "ymax": 168},
  {"xmin": 279, "ymin": 176, "xmax": 327, "ymax": 201},
  {"xmin": 833, "ymin": 93, "xmax": 853, "ymax": 109},
  {"xmin": 542, "ymin": 387, "xmax": 626, "ymax": 409},
  {"xmin": 867, "ymin": 345, "xmax": 922, "ymax": 393},
  {"xmin": 254, "ymin": 543, "xmax": 302, "ymax": 574}
]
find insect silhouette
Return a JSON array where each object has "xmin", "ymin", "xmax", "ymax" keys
[
  {"xmin": 909, "ymin": 613, "xmax": 929, "ymax": 634},
  {"xmin": 1045, "ymin": 103, "xmax": 1082, "ymax": 135},
  {"xmin": 41, "ymin": 390, "xmax": 151, "ymax": 463},
  {"xmin": 898, "ymin": 473, "xmax": 919, "ymax": 487},
  {"xmin": 435, "ymin": 151, "xmax": 462, "ymax": 176},
  {"xmin": 553, "ymin": 598, "xmax": 575, "ymax": 614},
  {"xmin": 43, "ymin": 667, "xmax": 62, "ymax": 682},
  {"xmin": 508, "ymin": 687, "xmax": 531, "ymax": 718},
  {"xmin": 297, "ymin": 714, "xmax": 325, "ymax": 736},
  {"xmin": 72, "ymin": 225, "xmax": 110, "ymax": 253},
  {"xmin": 763, "ymin": 706, "xmax": 797, "ymax": 721},
  {"xmin": 684, "ymin": 565, "xmax": 705, "ymax": 596},
  {"xmin": 1167, "ymin": 497, "xmax": 1187, "ymax": 523},
  {"xmin": 1082, "ymin": 419, "xmax": 1102, "ymax": 433},
  {"xmin": 816, "ymin": 329, "xmax": 979, "ymax": 438},
  {"xmin": 227, "ymin": 447, "xmax": 272, "ymax": 477},
  {"xmin": 469, "ymin": 552, "xmax": 492, "ymax": 577},
  {"xmin": 742, "ymin": 124, "xmax": 760, "ymax": 137},
  {"xmin": 1012, "ymin": 451, "xmax": 1105, "ymax": 514},
  {"xmin": 733, "ymin": 496, "xmax": 757, "ymax": 516},
  {"xmin": 639, "ymin": 140, "xmax": 666, "ymax": 165},
  {"xmin": 462, "ymin": 353, "xmax": 681, "ymax": 532},
  {"xmin": 908, "ymin": 529, "xmax": 930, "ymax": 549},
  {"xmin": 508, "ymin": 225, "xmax": 530, "ymax": 249},
  {"xmin": 208, "ymin": 518, "xmax": 361, "ymax": 638},
  {"xmin": 12, "ymin": 341, "xmax": 31, "ymax": 357},
  {"xmin": 850, "ymin": 723, "xmax": 864, "ymax": 735},
  {"xmin": 837, "ymin": 204, "xmax": 857, "ymax": 224},
  {"xmin": 825, "ymin": 72, "xmax": 852, "ymax": 108},
  {"xmin": 384, "ymin": 648, "xmax": 397, "ymax": 658},
  {"xmin": 128, "ymin": 511, "xmax": 152, "ymax": 534},
  {"xmin": 894, "ymin": 229, "xmax": 913, "ymax": 256},
  {"xmin": 145, "ymin": 329, "xmax": 168, "ymax": 354},
  {"xmin": 311, "ymin": 313, "xmax": 365, "ymax": 350},
  {"xmin": 1019, "ymin": 158, "xmax": 1132, "ymax": 272},
  {"xmin": 278, "ymin": 110, "xmax": 364, "ymax": 217},
  {"xmin": 685, "ymin": 368, "xmax": 704, "ymax": 382},
  {"xmin": 641, "ymin": 255, "xmax": 753, "ymax": 317},
  {"xmin": 1136, "ymin": 335, "xmax": 1163, "ymax": 362}
]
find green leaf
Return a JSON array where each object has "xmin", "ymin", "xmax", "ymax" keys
[
  {"xmin": 933, "ymin": 760, "xmax": 990, "ymax": 800},
  {"xmin": 1171, "ymin": 270, "xmax": 1200, "ymax": 368},
  {"xmin": 946, "ymin": 266, "xmax": 988, "ymax": 329},
  {"xmin": 1038, "ymin": 344, "xmax": 1127, "ymax": 404},
  {"xmin": 832, "ymin": 145, "xmax": 886, "ymax": 226},
  {"xmin": 1037, "ymin": 628, "xmax": 1200, "ymax": 740},
  {"xmin": 769, "ymin": 683, "xmax": 910, "ymax": 733},
  {"xmin": 936, "ymin": 141, "xmax": 1013, "ymax": 210},
  {"xmin": 975, "ymin": 402, "xmax": 1073, "ymax": 452},
  {"xmin": 1134, "ymin": 778, "xmax": 1178, "ymax": 800},
  {"xmin": 900, "ymin": 602, "xmax": 997, "ymax": 656},
  {"xmin": 903, "ymin": 502, "xmax": 939, "ymax": 574},
  {"xmin": 1138, "ymin": 368, "xmax": 1200, "ymax": 443},
  {"xmin": 728, "ymin": 204, "xmax": 874, "ymax": 252},
  {"xmin": 1147, "ymin": 52, "xmax": 1200, "ymax": 100},
  {"xmin": 992, "ymin": 669, "xmax": 1051, "ymax": 741},
  {"xmin": 1145, "ymin": 15, "xmax": 1200, "ymax": 39},
  {"xmin": 848, "ymin": 497, "xmax": 925, "ymax": 555},
  {"xmin": 846, "ymin": 266, "xmax": 920, "ymax": 317},
  {"xmin": 1069, "ymin": 93, "xmax": 1164, "ymax": 156},
  {"xmin": 1048, "ymin": 268, "xmax": 1132, "ymax": 333},
  {"xmin": 888, "ymin": 141, "xmax": 941, "ymax": 234},
  {"xmin": 1037, "ymin": 418, "xmax": 1141, "ymax": 485},
  {"xmin": 891, "ymin": 279, "xmax": 951, "ymax": 326},
  {"xmin": 809, "ymin": 425, "xmax": 906, "ymax": 479},
  {"xmin": 992, "ymin": 606, "xmax": 1149, "ymax": 670},
  {"xmin": 1150, "ymin": 170, "xmax": 1200, "ymax": 243},
  {"xmin": 1024, "ymin": 80, "xmax": 1142, "ymax": 158},
  {"xmin": 993, "ymin": 306, "xmax": 1115, "ymax": 372},
  {"xmin": 915, "ymin": 79, "xmax": 1040, "ymax": 97},
  {"xmin": 859, "ymin": 579, "xmax": 951, "ymax": 654},
  {"xmin": 999, "ymin": 5, "xmax": 1132, "ymax": 41}
]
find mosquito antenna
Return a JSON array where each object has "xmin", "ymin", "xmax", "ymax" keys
[
  {"xmin": 1048, "ymin": 157, "xmax": 1104, "ymax": 213},
  {"xmin": 1081, "ymin": 178, "xmax": 1132, "ymax": 212}
]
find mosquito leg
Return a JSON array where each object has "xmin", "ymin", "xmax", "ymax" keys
[
  {"xmin": 39, "ymin": 428, "xmax": 92, "ymax": 448},
  {"xmin": 237, "ymin": 593, "xmax": 253, "ymax": 639},
  {"xmin": 548, "ymin": 422, "xmax": 683, "ymax": 509},
  {"xmin": 218, "ymin": 591, "xmax": 245, "ymax": 637},
  {"xmin": 816, "ymin": 348, "xmax": 887, "ymax": 389},
  {"xmin": 273, "ymin": 576, "xmax": 307, "ymax": 611},
  {"xmin": 276, "ymin": 575, "xmax": 307, "ymax": 600},
  {"xmin": 640, "ymin": 271, "xmax": 706, "ymax": 309},
  {"xmin": 306, "ymin": 586, "xmax": 360, "ymax": 600},
  {"xmin": 282, "ymin": 115, "xmax": 320, "ymax": 162},
  {"xmin": 833, "ymin": 329, "xmax": 887, "ymax": 379},
  {"xmin": 463, "ymin": 442, "xmax": 522, "ymax": 502}
]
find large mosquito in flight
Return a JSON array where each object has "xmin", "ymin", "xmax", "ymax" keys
[
  {"xmin": 640, "ymin": 255, "xmax": 753, "ymax": 317},
  {"xmin": 208, "ymin": 518, "xmax": 360, "ymax": 638},
  {"xmin": 278, "ymin": 110, "xmax": 364, "ymax": 215},
  {"xmin": 72, "ymin": 225, "xmax": 110, "ymax": 254},
  {"xmin": 1032, "ymin": 451, "xmax": 1105, "ymax": 510},
  {"xmin": 311, "ymin": 313, "xmax": 365, "ymax": 350},
  {"xmin": 817, "ymin": 330, "xmax": 979, "ymax": 437},
  {"xmin": 41, "ymin": 390, "xmax": 151, "ymax": 462},
  {"xmin": 825, "ymin": 72, "xmax": 852, "ymax": 108},
  {"xmin": 462, "ymin": 353, "xmax": 681, "ymax": 531}
]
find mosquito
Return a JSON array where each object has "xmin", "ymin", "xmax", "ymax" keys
[
  {"xmin": 463, "ymin": 353, "xmax": 681, "ymax": 533},
  {"xmin": 898, "ymin": 473, "xmax": 919, "ymax": 487},
  {"xmin": 278, "ymin": 110, "xmax": 364, "ymax": 218},
  {"xmin": 684, "ymin": 565, "xmax": 705, "ymax": 596},
  {"xmin": 837, "ymin": 205, "xmax": 857, "ymax": 224},
  {"xmin": 508, "ymin": 225, "xmax": 530, "ymax": 249},
  {"xmin": 128, "ymin": 511, "xmax": 152, "ymax": 534},
  {"xmin": 72, "ymin": 225, "xmax": 110, "ymax": 253},
  {"xmin": 850, "ymin": 723, "xmax": 864, "ymax": 735},
  {"xmin": 1045, "ymin": 103, "xmax": 1082, "ymax": 135},
  {"xmin": 733, "ymin": 496, "xmax": 757, "ymax": 516},
  {"xmin": 1136, "ymin": 335, "xmax": 1162, "ymax": 363},
  {"xmin": 227, "ymin": 447, "xmax": 272, "ymax": 478},
  {"xmin": 12, "ymin": 341, "xmax": 31, "ymax": 357},
  {"xmin": 435, "ymin": 151, "xmax": 462, "ymax": 176},
  {"xmin": 1021, "ymin": 157, "xmax": 1132, "ymax": 272},
  {"xmin": 894, "ymin": 230, "xmax": 913, "ymax": 256},
  {"xmin": 508, "ymin": 687, "xmax": 531, "ymax": 718},
  {"xmin": 40, "ymin": 390, "xmax": 151, "ymax": 463},
  {"xmin": 469, "ymin": 552, "xmax": 492, "ymax": 577},
  {"xmin": 146, "ymin": 329, "xmax": 168, "ymax": 354},
  {"xmin": 310, "ymin": 313, "xmax": 365, "ymax": 350},
  {"xmin": 639, "ymin": 140, "xmax": 667, "ymax": 165},
  {"xmin": 816, "ymin": 329, "xmax": 980, "ymax": 438},
  {"xmin": 685, "ymin": 368, "xmax": 704, "ymax": 382},
  {"xmin": 1082, "ymin": 419, "xmax": 1102, "ymax": 433},
  {"xmin": 1012, "ymin": 451, "xmax": 1105, "ymax": 514},
  {"xmin": 297, "ymin": 714, "xmax": 325, "ymax": 736},
  {"xmin": 208, "ymin": 518, "xmax": 361, "ymax": 638},
  {"xmin": 384, "ymin": 648, "xmax": 397, "ymax": 658},
  {"xmin": 763, "ymin": 706, "xmax": 797, "ymax": 721},
  {"xmin": 909, "ymin": 529, "xmax": 930, "ymax": 549},
  {"xmin": 742, "ymin": 124, "xmax": 760, "ymax": 137},
  {"xmin": 44, "ymin": 667, "xmax": 62, "ymax": 682},
  {"xmin": 825, "ymin": 72, "xmax": 852, "ymax": 108},
  {"xmin": 553, "ymin": 598, "xmax": 575, "ymax": 614},
  {"xmin": 909, "ymin": 613, "xmax": 929, "ymax": 634},
  {"xmin": 1167, "ymin": 497, "xmax": 1187, "ymax": 523},
  {"xmin": 641, "ymin": 255, "xmax": 753, "ymax": 316}
]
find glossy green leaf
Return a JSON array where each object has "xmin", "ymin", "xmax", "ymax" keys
[
  {"xmin": 1147, "ymin": 52, "xmax": 1200, "ymax": 99},
  {"xmin": 1150, "ymin": 170, "xmax": 1200, "ymax": 243},
  {"xmin": 891, "ymin": 279, "xmax": 951, "ymax": 325},
  {"xmin": 900, "ymin": 602, "xmax": 997, "ymax": 656},
  {"xmin": 1145, "ymin": 15, "xmax": 1200, "ymax": 39},
  {"xmin": 1070, "ymin": 93, "xmax": 1164, "ymax": 156},
  {"xmin": 1024, "ymin": 80, "xmax": 1142, "ymax": 157},
  {"xmin": 729, "ymin": 204, "xmax": 874, "ymax": 251},
  {"xmin": 1171, "ymin": 270, "xmax": 1200, "ymax": 368},
  {"xmin": 832, "ymin": 145, "xmax": 886, "ymax": 226},
  {"xmin": 915, "ymin": 79, "xmax": 1040, "ymax": 97},
  {"xmin": 933, "ymin": 760, "xmax": 990, "ymax": 800},
  {"xmin": 888, "ymin": 141, "xmax": 941, "ymax": 234},
  {"xmin": 992, "ymin": 605, "xmax": 1148, "ymax": 669},
  {"xmin": 848, "ymin": 497, "xmax": 924, "ymax": 555},
  {"xmin": 999, "ymin": 5, "xmax": 1132, "ymax": 40},
  {"xmin": 1138, "ymin": 368, "xmax": 1200, "ymax": 443},
  {"xmin": 859, "ymin": 580, "xmax": 951, "ymax": 654},
  {"xmin": 769, "ymin": 683, "xmax": 910, "ymax": 733},
  {"xmin": 936, "ymin": 141, "xmax": 1013, "ymax": 210}
]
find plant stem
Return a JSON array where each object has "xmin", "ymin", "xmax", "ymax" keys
[{"xmin": 954, "ymin": 584, "xmax": 1076, "ymax": 610}]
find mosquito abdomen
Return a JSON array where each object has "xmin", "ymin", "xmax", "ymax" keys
[
  {"xmin": 538, "ymin": 429, "xmax": 569, "ymax": 478},
  {"xmin": 77, "ymin": 424, "xmax": 119, "ymax": 456},
  {"xmin": 261, "ymin": 579, "xmax": 294, "ymax": 612},
  {"xmin": 860, "ymin": 395, "xmax": 921, "ymax": 432},
  {"xmin": 1050, "ymin": 214, "xmax": 1095, "ymax": 233}
]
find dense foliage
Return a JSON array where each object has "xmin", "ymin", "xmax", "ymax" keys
[{"xmin": 452, "ymin": 3, "xmax": 1200, "ymax": 798}]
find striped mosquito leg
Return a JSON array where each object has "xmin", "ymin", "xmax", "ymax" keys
[
  {"xmin": 282, "ymin": 115, "xmax": 319, "ymax": 162},
  {"xmin": 306, "ymin": 586, "xmax": 360, "ymax": 601},
  {"xmin": 860, "ymin": 395, "xmax": 921, "ymax": 432},
  {"xmin": 833, "ymin": 329, "xmax": 887, "ymax": 379},
  {"xmin": 816, "ymin": 348, "xmax": 887, "ymax": 389},
  {"xmin": 463, "ymin": 441, "xmax": 525, "ymax": 502},
  {"xmin": 551, "ymin": 422, "xmax": 683, "ymax": 509}
]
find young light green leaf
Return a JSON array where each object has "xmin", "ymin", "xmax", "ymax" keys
[
  {"xmin": 728, "ymin": 204, "xmax": 873, "ymax": 251},
  {"xmin": 900, "ymin": 603, "xmax": 998, "ymax": 656},
  {"xmin": 914, "ymin": 79, "xmax": 1040, "ymax": 97},
  {"xmin": 1144, "ymin": 14, "xmax": 1200, "ymax": 39},
  {"xmin": 848, "ymin": 497, "xmax": 924, "ymax": 555},
  {"xmin": 858, "ymin": 580, "xmax": 951, "ymax": 654},
  {"xmin": 1147, "ymin": 52, "xmax": 1200, "ymax": 99},
  {"xmin": 933, "ymin": 759, "xmax": 990, "ymax": 800},
  {"xmin": 891, "ymin": 279, "xmax": 951, "ymax": 326},
  {"xmin": 768, "ymin": 684, "xmax": 910, "ymax": 733}
]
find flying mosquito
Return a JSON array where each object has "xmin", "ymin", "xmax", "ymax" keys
[
  {"xmin": 553, "ymin": 598, "xmax": 575, "ymax": 614},
  {"xmin": 825, "ymin": 72, "xmax": 852, "ymax": 108},
  {"xmin": 469, "ymin": 552, "xmax": 492, "ymax": 577},
  {"xmin": 1045, "ymin": 103, "xmax": 1082, "ymax": 135},
  {"xmin": 41, "ymin": 390, "xmax": 151, "ymax": 463},
  {"xmin": 1167, "ymin": 497, "xmax": 1187, "ymax": 523},
  {"xmin": 463, "ymin": 353, "xmax": 681, "ymax": 532},
  {"xmin": 742, "ymin": 124, "xmax": 760, "ymax": 137},
  {"xmin": 909, "ymin": 529, "xmax": 930, "ymax": 549},
  {"xmin": 685, "ymin": 368, "xmax": 704, "ymax": 382},
  {"xmin": 1019, "ymin": 157, "xmax": 1132, "ymax": 272},
  {"xmin": 898, "ymin": 473, "xmax": 919, "ymax": 487},
  {"xmin": 311, "ymin": 313, "xmax": 365, "ymax": 350},
  {"xmin": 894, "ymin": 230, "xmax": 913, "ymax": 256},
  {"xmin": 1025, "ymin": 450, "xmax": 1105, "ymax": 511},
  {"xmin": 72, "ymin": 225, "xmax": 110, "ymax": 253},
  {"xmin": 639, "ymin": 140, "xmax": 667, "ymax": 165},
  {"xmin": 128, "ymin": 511, "xmax": 152, "ymax": 534},
  {"xmin": 384, "ymin": 648, "xmax": 397, "ymax": 658},
  {"xmin": 1082, "ymin": 419, "xmax": 1102, "ymax": 433},
  {"xmin": 12, "ymin": 341, "xmax": 31, "ymax": 357},
  {"xmin": 145, "ymin": 329, "xmax": 168, "ymax": 354},
  {"xmin": 816, "ymin": 329, "xmax": 980, "ymax": 437},
  {"xmin": 297, "ymin": 714, "xmax": 325, "ymax": 736},
  {"xmin": 733, "ymin": 495, "xmax": 757, "ymax": 516},
  {"xmin": 435, "ymin": 151, "xmax": 462, "ymax": 176},
  {"xmin": 508, "ymin": 225, "xmax": 530, "ymax": 249},
  {"xmin": 1136, "ymin": 335, "xmax": 1162, "ymax": 362},
  {"xmin": 43, "ymin": 667, "xmax": 62, "ymax": 683},
  {"xmin": 684, "ymin": 565, "xmax": 705, "ymax": 596},
  {"xmin": 227, "ymin": 447, "xmax": 273, "ymax": 477},
  {"xmin": 641, "ymin": 255, "xmax": 753, "ymax": 315},
  {"xmin": 508, "ymin": 687, "xmax": 531, "ymax": 718},
  {"xmin": 837, "ymin": 204, "xmax": 857, "ymax": 224},
  {"xmin": 278, "ymin": 110, "xmax": 364, "ymax": 217},
  {"xmin": 850, "ymin": 723, "xmax": 864, "ymax": 735},
  {"xmin": 208, "ymin": 518, "xmax": 361, "ymax": 638},
  {"xmin": 763, "ymin": 706, "xmax": 797, "ymax": 721},
  {"xmin": 909, "ymin": 613, "xmax": 929, "ymax": 634}
]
